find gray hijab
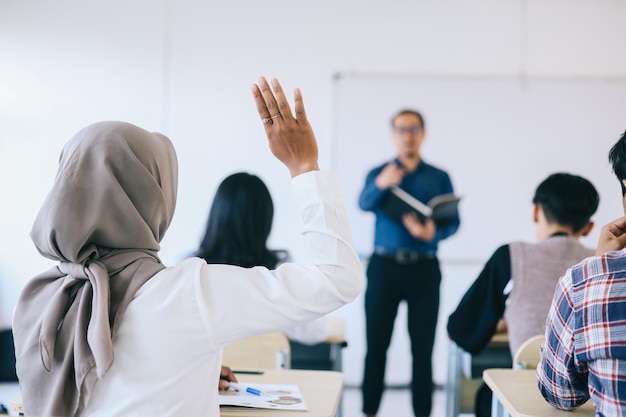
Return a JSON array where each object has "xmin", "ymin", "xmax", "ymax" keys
[{"xmin": 12, "ymin": 121, "xmax": 178, "ymax": 416}]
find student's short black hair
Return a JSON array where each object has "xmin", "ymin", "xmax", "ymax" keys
[
  {"xmin": 608, "ymin": 130, "xmax": 626, "ymax": 196},
  {"xmin": 391, "ymin": 109, "xmax": 425, "ymax": 130},
  {"xmin": 532, "ymin": 173, "xmax": 599, "ymax": 233}
]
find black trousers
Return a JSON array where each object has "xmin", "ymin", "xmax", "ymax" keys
[{"xmin": 361, "ymin": 254, "xmax": 441, "ymax": 417}]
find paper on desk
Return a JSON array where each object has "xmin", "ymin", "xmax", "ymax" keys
[{"xmin": 219, "ymin": 383, "xmax": 308, "ymax": 411}]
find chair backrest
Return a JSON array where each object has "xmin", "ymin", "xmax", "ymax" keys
[
  {"xmin": 513, "ymin": 334, "xmax": 545, "ymax": 370},
  {"xmin": 222, "ymin": 332, "xmax": 291, "ymax": 370}
]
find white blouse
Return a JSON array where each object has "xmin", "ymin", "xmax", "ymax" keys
[{"xmin": 84, "ymin": 171, "xmax": 364, "ymax": 417}]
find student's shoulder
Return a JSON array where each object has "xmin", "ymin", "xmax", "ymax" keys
[
  {"xmin": 481, "ymin": 244, "xmax": 511, "ymax": 273},
  {"xmin": 136, "ymin": 257, "xmax": 206, "ymax": 297},
  {"xmin": 570, "ymin": 250, "xmax": 626, "ymax": 286},
  {"xmin": 484, "ymin": 243, "xmax": 511, "ymax": 260},
  {"xmin": 509, "ymin": 239, "xmax": 573, "ymax": 256},
  {"xmin": 164, "ymin": 257, "xmax": 207, "ymax": 276}
]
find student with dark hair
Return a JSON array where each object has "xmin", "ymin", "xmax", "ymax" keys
[
  {"xmin": 448, "ymin": 172, "xmax": 599, "ymax": 358},
  {"xmin": 194, "ymin": 172, "xmax": 287, "ymax": 269},
  {"xmin": 538, "ymin": 130, "xmax": 626, "ymax": 415},
  {"xmin": 447, "ymin": 172, "xmax": 599, "ymax": 417},
  {"xmin": 194, "ymin": 171, "xmax": 332, "ymax": 344},
  {"xmin": 11, "ymin": 77, "xmax": 363, "ymax": 417}
]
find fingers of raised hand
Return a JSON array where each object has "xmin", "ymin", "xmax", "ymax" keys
[
  {"xmin": 251, "ymin": 81, "xmax": 273, "ymax": 124},
  {"xmin": 252, "ymin": 77, "xmax": 292, "ymax": 125},
  {"xmin": 603, "ymin": 217, "xmax": 626, "ymax": 240},
  {"xmin": 252, "ymin": 77, "xmax": 280, "ymax": 125},
  {"xmin": 259, "ymin": 77, "xmax": 280, "ymax": 122},
  {"xmin": 293, "ymin": 88, "xmax": 308, "ymax": 125},
  {"xmin": 269, "ymin": 78, "xmax": 294, "ymax": 121},
  {"xmin": 611, "ymin": 216, "xmax": 626, "ymax": 234}
]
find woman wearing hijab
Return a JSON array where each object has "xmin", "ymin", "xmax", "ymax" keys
[{"xmin": 12, "ymin": 77, "xmax": 364, "ymax": 417}]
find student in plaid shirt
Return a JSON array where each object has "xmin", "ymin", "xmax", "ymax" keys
[{"xmin": 538, "ymin": 129, "xmax": 626, "ymax": 417}]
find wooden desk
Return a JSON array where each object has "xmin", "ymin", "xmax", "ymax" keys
[
  {"xmin": 222, "ymin": 369, "xmax": 343, "ymax": 417},
  {"xmin": 289, "ymin": 318, "xmax": 348, "ymax": 417},
  {"xmin": 9, "ymin": 370, "xmax": 343, "ymax": 417},
  {"xmin": 483, "ymin": 369, "xmax": 595, "ymax": 417},
  {"xmin": 324, "ymin": 318, "xmax": 348, "ymax": 345}
]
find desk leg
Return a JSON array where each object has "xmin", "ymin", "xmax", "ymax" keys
[
  {"xmin": 335, "ymin": 391, "xmax": 343, "ymax": 417},
  {"xmin": 445, "ymin": 340, "xmax": 461, "ymax": 417},
  {"xmin": 329, "ymin": 343, "xmax": 341, "ymax": 372},
  {"xmin": 490, "ymin": 390, "xmax": 509, "ymax": 417},
  {"xmin": 330, "ymin": 343, "xmax": 343, "ymax": 417}
]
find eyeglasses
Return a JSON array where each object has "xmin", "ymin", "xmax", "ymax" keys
[{"xmin": 393, "ymin": 126, "xmax": 422, "ymax": 135}]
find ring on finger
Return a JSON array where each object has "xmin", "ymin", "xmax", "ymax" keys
[{"xmin": 261, "ymin": 113, "xmax": 281, "ymax": 124}]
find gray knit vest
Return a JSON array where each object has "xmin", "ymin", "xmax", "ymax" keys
[{"xmin": 503, "ymin": 236, "xmax": 593, "ymax": 357}]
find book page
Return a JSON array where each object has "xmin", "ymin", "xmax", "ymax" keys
[
  {"xmin": 428, "ymin": 193, "xmax": 460, "ymax": 208},
  {"xmin": 390, "ymin": 187, "xmax": 432, "ymax": 217},
  {"xmin": 219, "ymin": 383, "xmax": 308, "ymax": 411}
]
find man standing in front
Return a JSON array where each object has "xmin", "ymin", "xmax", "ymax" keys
[
  {"xmin": 537, "ymin": 130, "xmax": 626, "ymax": 416},
  {"xmin": 359, "ymin": 109, "xmax": 460, "ymax": 417}
]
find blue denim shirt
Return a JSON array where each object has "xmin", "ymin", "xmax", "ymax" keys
[{"xmin": 358, "ymin": 159, "xmax": 460, "ymax": 254}]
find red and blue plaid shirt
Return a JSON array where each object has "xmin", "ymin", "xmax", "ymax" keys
[{"xmin": 537, "ymin": 250, "xmax": 626, "ymax": 417}]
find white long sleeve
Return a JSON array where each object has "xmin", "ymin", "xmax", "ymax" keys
[
  {"xmin": 84, "ymin": 170, "xmax": 364, "ymax": 417},
  {"xmin": 196, "ymin": 170, "xmax": 364, "ymax": 347}
]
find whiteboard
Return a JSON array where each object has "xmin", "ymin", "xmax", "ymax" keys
[{"xmin": 332, "ymin": 74, "xmax": 626, "ymax": 262}]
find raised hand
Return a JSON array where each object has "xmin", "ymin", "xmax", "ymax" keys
[{"xmin": 251, "ymin": 77, "xmax": 319, "ymax": 178}]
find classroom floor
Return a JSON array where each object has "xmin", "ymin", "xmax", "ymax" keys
[{"xmin": 341, "ymin": 385, "xmax": 471, "ymax": 417}]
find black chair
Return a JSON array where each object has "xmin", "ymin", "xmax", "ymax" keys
[{"xmin": 0, "ymin": 329, "xmax": 17, "ymax": 382}]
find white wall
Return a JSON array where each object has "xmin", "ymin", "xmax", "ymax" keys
[{"xmin": 2, "ymin": 0, "xmax": 626, "ymax": 389}]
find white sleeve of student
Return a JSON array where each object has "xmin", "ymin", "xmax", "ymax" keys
[
  {"xmin": 195, "ymin": 170, "xmax": 364, "ymax": 348},
  {"xmin": 286, "ymin": 316, "xmax": 334, "ymax": 345}
]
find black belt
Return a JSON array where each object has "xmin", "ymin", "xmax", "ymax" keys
[{"xmin": 374, "ymin": 247, "xmax": 436, "ymax": 265}]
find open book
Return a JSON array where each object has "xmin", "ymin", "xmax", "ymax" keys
[
  {"xmin": 382, "ymin": 187, "xmax": 461, "ymax": 226},
  {"xmin": 219, "ymin": 383, "xmax": 308, "ymax": 411}
]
